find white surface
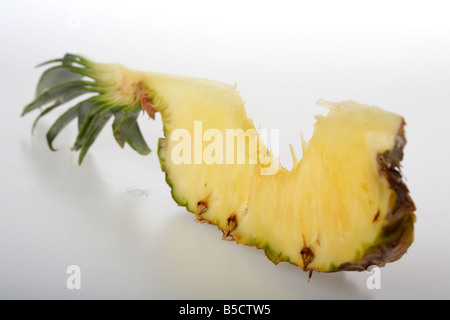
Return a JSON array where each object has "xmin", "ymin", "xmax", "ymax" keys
[{"xmin": 1, "ymin": 0, "xmax": 450, "ymax": 299}]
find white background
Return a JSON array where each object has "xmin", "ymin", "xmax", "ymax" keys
[{"xmin": 1, "ymin": 0, "xmax": 449, "ymax": 299}]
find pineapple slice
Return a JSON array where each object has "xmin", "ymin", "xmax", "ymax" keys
[{"xmin": 22, "ymin": 54, "xmax": 416, "ymax": 273}]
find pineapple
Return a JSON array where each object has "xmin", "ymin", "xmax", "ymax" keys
[{"xmin": 22, "ymin": 54, "xmax": 416, "ymax": 273}]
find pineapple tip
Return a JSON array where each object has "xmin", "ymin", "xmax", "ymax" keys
[
  {"xmin": 21, "ymin": 105, "xmax": 30, "ymax": 117},
  {"xmin": 289, "ymin": 144, "xmax": 299, "ymax": 167},
  {"xmin": 316, "ymin": 99, "xmax": 338, "ymax": 110},
  {"xmin": 300, "ymin": 131, "xmax": 308, "ymax": 155}
]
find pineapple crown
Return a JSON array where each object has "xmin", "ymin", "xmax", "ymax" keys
[{"xmin": 22, "ymin": 53, "xmax": 151, "ymax": 164}]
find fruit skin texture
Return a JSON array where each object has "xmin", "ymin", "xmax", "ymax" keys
[
  {"xmin": 329, "ymin": 121, "xmax": 416, "ymax": 271},
  {"xmin": 23, "ymin": 54, "xmax": 416, "ymax": 273}
]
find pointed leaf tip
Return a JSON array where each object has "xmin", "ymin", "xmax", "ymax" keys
[
  {"xmin": 126, "ymin": 122, "xmax": 151, "ymax": 155},
  {"xmin": 112, "ymin": 110, "xmax": 140, "ymax": 149},
  {"xmin": 77, "ymin": 113, "xmax": 112, "ymax": 164}
]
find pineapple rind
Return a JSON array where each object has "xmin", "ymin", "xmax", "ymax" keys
[{"xmin": 327, "ymin": 123, "xmax": 416, "ymax": 271}]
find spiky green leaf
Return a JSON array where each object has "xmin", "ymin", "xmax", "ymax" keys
[
  {"xmin": 126, "ymin": 122, "xmax": 151, "ymax": 155},
  {"xmin": 78, "ymin": 113, "xmax": 112, "ymax": 164},
  {"xmin": 36, "ymin": 66, "xmax": 85, "ymax": 96},
  {"xmin": 36, "ymin": 53, "xmax": 87, "ymax": 68},
  {"xmin": 78, "ymin": 99, "xmax": 99, "ymax": 130},
  {"xmin": 22, "ymin": 80, "xmax": 96, "ymax": 116},
  {"xmin": 46, "ymin": 99, "xmax": 100, "ymax": 151},
  {"xmin": 32, "ymin": 87, "xmax": 90, "ymax": 132},
  {"xmin": 112, "ymin": 110, "xmax": 140, "ymax": 148},
  {"xmin": 73, "ymin": 105, "xmax": 107, "ymax": 151}
]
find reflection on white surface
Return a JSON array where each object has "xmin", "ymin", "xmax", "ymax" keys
[
  {"xmin": 2, "ymin": 132, "xmax": 366, "ymax": 299},
  {"xmin": 0, "ymin": 126, "xmax": 446, "ymax": 299}
]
